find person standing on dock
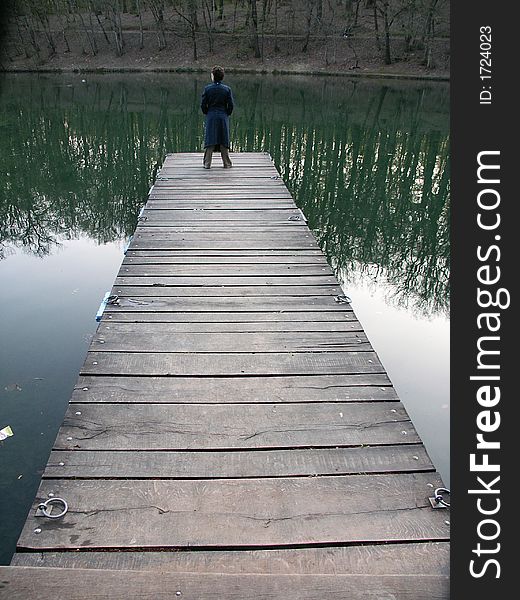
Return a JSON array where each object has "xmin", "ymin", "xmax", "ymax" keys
[{"xmin": 201, "ymin": 66, "xmax": 234, "ymax": 169}]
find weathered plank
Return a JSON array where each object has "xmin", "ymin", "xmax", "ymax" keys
[
  {"xmin": 97, "ymin": 319, "xmax": 362, "ymax": 332},
  {"xmin": 138, "ymin": 220, "xmax": 308, "ymax": 228},
  {"xmin": 44, "ymin": 445, "xmax": 432, "ymax": 479},
  {"xmin": 114, "ymin": 275, "xmax": 338, "ymax": 287},
  {"xmin": 156, "ymin": 178, "xmax": 286, "ymax": 183},
  {"xmin": 148, "ymin": 196, "xmax": 293, "ymax": 202},
  {"xmin": 125, "ymin": 249, "xmax": 322, "ymax": 257},
  {"xmin": 155, "ymin": 172, "xmax": 278, "ymax": 178},
  {"xmin": 130, "ymin": 238, "xmax": 319, "ymax": 251},
  {"xmin": 122, "ymin": 256, "xmax": 327, "ymax": 266},
  {"xmin": 137, "ymin": 224, "xmax": 307, "ymax": 231},
  {"xmin": 104, "ymin": 296, "xmax": 349, "ymax": 313},
  {"xmin": 101, "ymin": 310, "xmax": 355, "ymax": 323},
  {"xmin": 146, "ymin": 202, "xmax": 297, "ymax": 209},
  {"xmin": 156, "ymin": 169, "xmax": 278, "ymax": 174},
  {"xmin": 155, "ymin": 175, "xmax": 281, "ymax": 180},
  {"xmin": 81, "ymin": 351, "xmax": 384, "ymax": 376},
  {"xmin": 152, "ymin": 177, "xmax": 285, "ymax": 183},
  {"xmin": 150, "ymin": 195, "xmax": 289, "ymax": 202},
  {"xmin": 160, "ymin": 159, "xmax": 274, "ymax": 163},
  {"xmin": 71, "ymin": 374, "xmax": 395, "ymax": 403},
  {"xmin": 118, "ymin": 265, "xmax": 333, "ymax": 277},
  {"xmin": 138, "ymin": 222, "xmax": 307, "ymax": 228},
  {"xmin": 152, "ymin": 183, "xmax": 287, "ymax": 190},
  {"xmin": 11, "ymin": 542, "xmax": 450, "ymax": 575},
  {"xmin": 133, "ymin": 231, "xmax": 314, "ymax": 240},
  {"xmin": 0, "ymin": 567, "xmax": 450, "ymax": 600},
  {"xmin": 159, "ymin": 159, "xmax": 275, "ymax": 165},
  {"xmin": 111, "ymin": 286, "xmax": 345, "ymax": 298},
  {"xmin": 90, "ymin": 330, "xmax": 371, "ymax": 353},
  {"xmin": 130, "ymin": 239, "xmax": 320, "ymax": 250},
  {"xmin": 17, "ymin": 472, "xmax": 449, "ymax": 549},
  {"xmin": 160, "ymin": 160, "xmax": 274, "ymax": 164},
  {"xmin": 139, "ymin": 209, "xmax": 302, "ymax": 220},
  {"xmin": 54, "ymin": 401, "xmax": 415, "ymax": 450}
]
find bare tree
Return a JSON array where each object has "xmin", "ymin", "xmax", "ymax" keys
[
  {"xmin": 301, "ymin": 0, "xmax": 316, "ymax": 53},
  {"xmin": 172, "ymin": 0, "xmax": 198, "ymax": 60},
  {"xmin": 201, "ymin": 0, "xmax": 215, "ymax": 53},
  {"xmin": 216, "ymin": 0, "xmax": 224, "ymax": 19},
  {"xmin": 2, "ymin": 0, "xmax": 448, "ymax": 70},
  {"xmin": 422, "ymin": 0, "xmax": 440, "ymax": 68},
  {"xmin": 248, "ymin": 0, "xmax": 261, "ymax": 58},
  {"xmin": 105, "ymin": 0, "xmax": 125, "ymax": 56},
  {"xmin": 136, "ymin": 0, "xmax": 144, "ymax": 48},
  {"xmin": 148, "ymin": 0, "xmax": 167, "ymax": 50},
  {"xmin": 273, "ymin": 0, "xmax": 279, "ymax": 52},
  {"xmin": 376, "ymin": 0, "xmax": 412, "ymax": 64}
]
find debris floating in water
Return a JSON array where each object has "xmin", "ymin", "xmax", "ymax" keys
[
  {"xmin": 4, "ymin": 383, "xmax": 22, "ymax": 392},
  {"xmin": 0, "ymin": 425, "xmax": 14, "ymax": 441}
]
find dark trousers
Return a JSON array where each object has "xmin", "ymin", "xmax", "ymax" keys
[{"xmin": 203, "ymin": 145, "xmax": 232, "ymax": 168}]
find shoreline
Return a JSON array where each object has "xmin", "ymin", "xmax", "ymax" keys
[{"xmin": 1, "ymin": 65, "xmax": 449, "ymax": 82}]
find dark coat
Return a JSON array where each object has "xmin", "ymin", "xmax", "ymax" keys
[{"xmin": 201, "ymin": 82, "xmax": 234, "ymax": 148}]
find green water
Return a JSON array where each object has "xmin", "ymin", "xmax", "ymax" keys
[{"xmin": 0, "ymin": 73, "xmax": 449, "ymax": 563}]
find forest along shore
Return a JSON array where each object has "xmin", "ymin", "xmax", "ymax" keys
[{"xmin": 0, "ymin": 1, "xmax": 450, "ymax": 80}]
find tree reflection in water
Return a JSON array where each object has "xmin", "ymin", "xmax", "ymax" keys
[{"xmin": 0, "ymin": 74, "xmax": 449, "ymax": 316}]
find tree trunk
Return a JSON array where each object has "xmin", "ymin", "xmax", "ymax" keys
[
  {"xmin": 73, "ymin": 2, "xmax": 97, "ymax": 55},
  {"xmin": 347, "ymin": 38, "xmax": 359, "ymax": 68},
  {"xmin": 16, "ymin": 18, "xmax": 31, "ymax": 59},
  {"xmin": 249, "ymin": 0, "xmax": 261, "ymax": 58},
  {"xmin": 54, "ymin": 0, "xmax": 70, "ymax": 52},
  {"xmin": 23, "ymin": 14, "xmax": 41, "ymax": 57},
  {"xmin": 216, "ymin": 0, "xmax": 224, "ymax": 19},
  {"xmin": 423, "ymin": 0, "xmax": 439, "ymax": 69},
  {"xmin": 149, "ymin": 1, "xmax": 167, "ymax": 50},
  {"xmin": 373, "ymin": 2, "xmax": 381, "ymax": 51},
  {"xmin": 260, "ymin": 0, "xmax": 270, "ymax": 59},
  {"xmin": 107, "ymin": 2, "xmax": 124, "ymax": 56},
  {"xmin": 189, "ymin": 0, "xmax": 199, "ymax": 31},
  {"xmin": 202, "ymin": 0, "xmax": 214, "ymax": 54},
  {"xmin": 382, "ymin": 1, "xmax": 391, "ymax": 64},
  {"xmin": 93, "ymin": 6, "xmax": 111, "ymax": 45},
  {"xmin": 354, "ymin": 0, "xmax": 361, "ymax": 26},
  {"xmin": 39, "ymin": 13, "xmax": 57, "ymax": 55},
  {"xmin": 301, "ymin": 5, "xmax": 313, "ymax": 53},
  {"xmin": 191, "ymin": 24, "xmax": 198, "ymax": 60},
  {"xmin": 232, "ymin": 0, "xmax": 239, "ymax": 33},
  {"xmin": 273, "ymin": 0, "xmax": 279, "ymax": 52},
  {"xmin": 136, "ymin": 0, "xmax": 144, "ymax": 49}
]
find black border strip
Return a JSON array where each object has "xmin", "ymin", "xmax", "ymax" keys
[{"xmin": 451, "ymin": 0, "xmax": 513, "ymax": 595}]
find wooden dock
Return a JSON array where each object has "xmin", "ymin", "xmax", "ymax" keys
[{"xmin": 3, "ymin": 153, "xmax": 449, "ymax": 598}]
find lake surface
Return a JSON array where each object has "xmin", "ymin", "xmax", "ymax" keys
[{"xmin": 0, "ymin": 73, "xmax": 449, "ymax": 564}]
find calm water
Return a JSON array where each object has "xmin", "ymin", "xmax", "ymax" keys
[{"xmin": 0, "ymin": 73, "xmax": 449, "ymax": 563}]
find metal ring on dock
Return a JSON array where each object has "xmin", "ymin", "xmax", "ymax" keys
[
  {"xmin": 433, "ymin": 488, "xmax": 450, "ymax": 508},
  {"xmin": 334, "ymin": 295, "xmax": 352, "ymax": 304},
  {"xmin": 37, "ymin": 497, "xmax": 68, "ymax": 519}
]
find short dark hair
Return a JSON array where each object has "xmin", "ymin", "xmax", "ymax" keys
[{"xmin": 212, "ymin": 66, "xmax": 225, "ymax": 82}]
